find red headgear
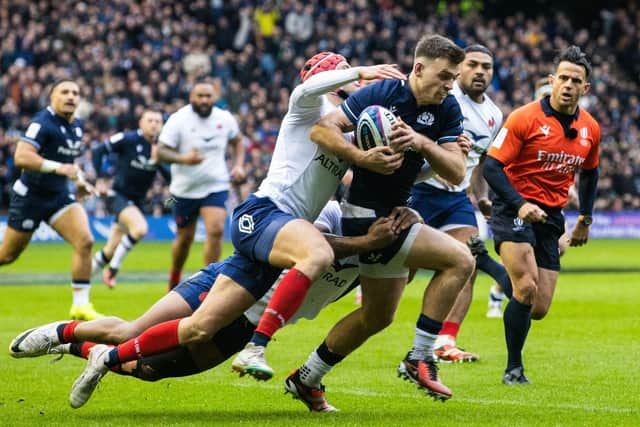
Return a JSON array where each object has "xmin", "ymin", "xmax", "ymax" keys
[{"xmin": 300, "ymin": 52, "xmax": 348, "ymax": 82}]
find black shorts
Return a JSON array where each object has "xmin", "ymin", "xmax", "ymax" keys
[
  {"xmin": 111, "ymin": 192, "xmax": 144, "ymax": 222},
  {"xmin": 490, "ymin": 198, "xmax": 564, "ymax": 271},
  {"xmin": 211, "ymin": 314, "xmax": 255, "ymax": 359},
  {"xmin": 8, "ymin": 180, "xmax": 75, "ymax": 232}
]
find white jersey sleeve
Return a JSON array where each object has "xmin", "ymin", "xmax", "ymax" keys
[
  {"xmin": 292, "ymin": 67, "xmax": 361, "ymax": 109},
  {"xmin": 254, "ymin": 68, "xmax": 363, "ymax": 221},
  {"xmin": 225, "ymin": 111, "xmax": 240, "ymax": 140},
  {"xmin": 158, "ymin": 112, "xmax": 182, "ymax": 150},
  {"xmin": 313, "ymin": 200, "xmax": 342, "ymax": 234}
]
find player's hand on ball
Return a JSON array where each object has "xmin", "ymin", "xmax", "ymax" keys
[
  {"xmin": 358, "ymin": 64, "xmax": 406, "ymax": 82},
  {"xmin": 182, "ymin": 149, "xmax": 204, "ymax": 165},
  {"xmin": 518, "ymin": 202, "xmax": 547, "ymax": 223},
  {"xmin": 357, "ymin": 146, "xmax": 403, "ymax": 175},
  {"xmin": 389, "ymin": 118, "xmax": 417, "ymax": 153}
]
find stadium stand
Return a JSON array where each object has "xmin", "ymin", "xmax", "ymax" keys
[{"xmin": 1, "ymin": 0, "xmax": 639, "ymax": 214}]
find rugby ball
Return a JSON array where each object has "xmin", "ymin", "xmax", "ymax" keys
[{"xmin": 355, "ymin": 105, "xmax": 397, "ymax": 150}]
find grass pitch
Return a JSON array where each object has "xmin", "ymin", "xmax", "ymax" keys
[{"xmin": 0, "ymin": 240, "xmax": 638, "ymax": 426}]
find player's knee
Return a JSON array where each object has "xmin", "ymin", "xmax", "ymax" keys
[
  {"xmin": 364, "ymin": 311, "xmax": 395, "ymax": 334},
  {"xmin": 130, "ymin": 223, "xmax": 148, "ymax": 240},
  {"xmin": 515, "ymin": 278, "xmax": 538, "ymax": 301},
  {"xmin": 206, "ymin": 226, "xmax": 223, "ymax": 241},
  {"xmin": 74, "ymin": 233, "xmax": 94, "ymax": 254},
  {"xmin": 451, "ymin": 244, "xmax": 475, "ymax": 282},
  {"xmin": 182, "ymin": 319, "xmax": 214, "ymax": 344},
  {"xmin": 531, "ymin": 307, "xmax": 549, "ymax": 320},
  {"xmin": 310, "ymin": 242, "xmax": 335, "ymax": 272}
]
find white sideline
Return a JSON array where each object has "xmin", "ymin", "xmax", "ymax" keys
[{"xmin": 233, "ymin": 382, "xmax": 635, "ymax": 414}]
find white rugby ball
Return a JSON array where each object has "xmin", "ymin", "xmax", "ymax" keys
[{"xmin": 355, "ymin": 105, "xmax": 397, "ymax": 150}]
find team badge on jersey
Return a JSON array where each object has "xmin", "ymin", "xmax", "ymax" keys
[
  {"xmin": 417, "ymin": 112, "xmax": 435, "ymax": 126},
  {"xmin": 512, "ymin": 217, "xmax": 525, "ymax": 232},
  {"xmin": 238, "ymin": 214, "xmax": 254, "ymax": 234}
]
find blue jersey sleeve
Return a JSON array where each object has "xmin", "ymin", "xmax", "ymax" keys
[
  {"xmin": 340, "ymin": 80, "xmax": 392, "ymax": 124},
  {"xmin": 21, "ymin": 120, "xmax": 48, "ymax": 150},
  {"xmin": 436, "ymin": 96, "xmax": 464, "ymax": 144}
]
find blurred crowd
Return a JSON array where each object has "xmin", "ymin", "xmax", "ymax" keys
[{"xmin": 1, "ymin": 0, "xmax": 640, "ymax": 216}]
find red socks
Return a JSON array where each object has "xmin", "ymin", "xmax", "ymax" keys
[
  {"xmin": 79, "ymin": 342, "xmax": 97, "ymax": 359},
  {"xmin": 255, "ymin": 268, "xmax": 312, "ymax": 339},
  {"xmin": 115, "ymin": 319, "xmax": 181, "ymax": 363},
  {"xmin": 440, "ymin": 321, "xmax": 460, "ymax": 338},
  {"xmin": 62, "ymin": 320, "xmax": 82, "ymax": 343}
]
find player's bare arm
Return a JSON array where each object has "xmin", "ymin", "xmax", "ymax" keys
[
  {"xmin": 470, "ymin": 156, "xmax": 492, "ymax": 217},
  {"xmin": 156, "ymin": 143, "xmax": 204, "ymax": 165},
  {"xmin": 388, "ymin": 119, "xmax": 467, "ymax": 184},
  {"xmin": 14, "ymin": 141, "xmax": 78, "ymax": 178},
  {"xmin": 322, "ymin": 207, "xmax": 422, "ymax": 259},
  {"xmin": 228, "ymin": 134, "xmax": 246, "ymax": 183},
  {"xmin": 311, "ymin": 110, "xmax": 403, "ymax": 175}
]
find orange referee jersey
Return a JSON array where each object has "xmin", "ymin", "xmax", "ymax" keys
[{"xmin": 487, "ymin": 98, "xmax": 600, "ymax": 208}]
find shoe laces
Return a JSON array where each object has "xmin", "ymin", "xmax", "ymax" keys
[{"xmin": 422, "ymin": 359, "xmax": 440, "ymax": 381}]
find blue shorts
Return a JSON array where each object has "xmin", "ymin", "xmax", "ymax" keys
[
  {"xmin": 490, "ymin": 198, "xmax": 564, "ymax": 271},
  {"xmin": 8, "ymin": 180, "xmax": 75, "ymax": 232},
  {"xmin": 172, "ymin": 259, "xmax": 260, "ymax": 359},
  {"xmin": 230, "ymin": 195, "xmax": 295, "ymax": 264},
  {"xmin": 112, "ymin": 192, "xmax": 144, "ymax": 222},
  {"xmin": 410, "ymin": 184, "xmax": 477, "ymax": 230},
  {"xmin": 172, "ymin": 190, "xmax": 229, "ymax": 228},
  {"xmin": 173, "ymin": 253, "xmax": 282, "ymax": 307}
]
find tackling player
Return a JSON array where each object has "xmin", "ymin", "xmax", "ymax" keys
[
  {"xmin": 63, "ymin": 55, "xmax": 406, "ymax": 408},
  {"xmin": 11, "ymin": 202, "xmax": 421, "ymax": 413},
  {"xmin": 0, "ymin": 80, "xmax": 102, "ymax": 320}
]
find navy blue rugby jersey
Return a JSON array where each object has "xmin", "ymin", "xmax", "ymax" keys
[
  {"xmin": 20, "ymin": 107, "xmax": 84, "ymax": 194},
  {"xmin": 341, "ymin": 79, "xmax": 463, "ymax": 213},
  {"xmin": 92, "ymin": 129, "xmax": 170, "ymax": 201}
]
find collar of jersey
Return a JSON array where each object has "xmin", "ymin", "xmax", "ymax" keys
[{"xmin": 540, "ymin": 95, "xmax": 580, "ymax": 121}]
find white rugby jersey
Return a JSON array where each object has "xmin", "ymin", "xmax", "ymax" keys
[
  {"xmin": 244, "ymin": 200, "xmax": 359, "ymax": 325},
  {"xmin": 424, "ymin": 81, "xmax": 503, "ymax": 192},
  {"xmin": 159, "ymin": 105, "xmax": 240, "ymax": 198},
  {"xmin": 254, "ymin": 67, "xmax": 361, "ymax": 221}
]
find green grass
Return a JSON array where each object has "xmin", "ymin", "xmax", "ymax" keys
[
  {"xmin": 0, "ymin": 241, "xmax": 639, "ymax": 425},
  {"xmin": 2, "ymin": 239, "xmax": 638, "ymax": 274}
]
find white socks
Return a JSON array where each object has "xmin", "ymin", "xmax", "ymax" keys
[
  {"xmin": 409, "ymin": 327, "xmax": 438, "ymax": 361},
  {"xmin": 299, "ymin": 350, "xmax": 333, "ymax": 388},
  {"xmin": 71, "ymin": 282, "xmax": 90, "ymax": 306}
]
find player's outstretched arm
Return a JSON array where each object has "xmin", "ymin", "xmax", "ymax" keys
[{"xmin": 322, "ymin": 207, "xmax": 422, "ymax": 259}]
